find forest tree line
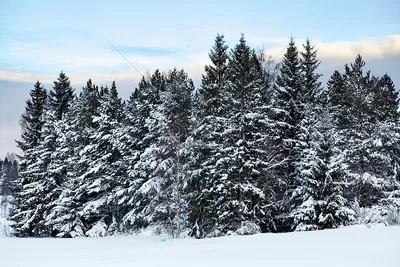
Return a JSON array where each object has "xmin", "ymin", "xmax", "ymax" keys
[{"xmin": 4, "ymin": 34, "xmax": 400, "ymax": 238}]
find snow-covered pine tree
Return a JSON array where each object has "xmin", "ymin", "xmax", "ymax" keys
[
  {"xmin": 300, "ymin": 38, "xmax": 322, "ymax": 104},
  {"xmin": 185, "ymin": 34, "xmax": 235, "ymax": 238},
  {"xmin": 288, "ymin": 39, "xmax": 359, "ymax": 231},
  {"xmin": 10, "ymin": 80, "xmax": 47, "ymax": 237},
  {"xmin": 46, "ymin": 80, "xmax": 101, "ymax": 237},
  {"xmin": 118, "ymin": 72, "xmax": 165, "ymax": 233},
  {"xmin": 15, "ymin": 106, "xmax": 61, "ymax": 237},
  {"xmin": 289, "ymin": 113, "xmax": 355, "ymax": 230},
  {"xmin": 11, "ymin": 72, "xmax": 75, "ymax": 235},
  {"xmin": 221, "ymin": 34, "xmax": 275, "ymax": 235},
  {"xmin": 327, "ymin": 55, "xmax": 400, "ymax": 225},
  {"xmin": 15, "ymin": 81, "xmax": 47, "ymax": 151},
  {"xmin": 271, "ymin": 37, "xmax": 304, "ymax": 231},
  {"xmin": 49, "ymin": 71, "xmax": 75, "ymax": 120},
  {"xmin": 77, "ymin": 79, "xmax": 101, "ymax": 129},
  {"xmin": 46, "ymin": 97, "xmax": 86, "ymax": 237},
  {"xmin": 68, "ymin": 83, "xmax": 125, "ymax": 237},
  {"xmin": 11, "ymin": 106, "xmax": 58, "ymax": 237},
  {"xmin": 122, "ymin": 69, "xmax": 192, "ymax": 237},
  {"xmin": 326, "ymin": 70, "xmax": 347, "ymax": 127},
  {"xmin": 337, "ymin": 55, "xmax": 384, "ymax": 207},
  {"xmin": 12, "ymin": 73, "xmax": 76, "ymax": 237},
  {"xmin": 373, "ymin": 74, "xmax": 399, "ymax": 122},
  {"xmin": 22, "ymin": 73, "xmax": 76, "ymax": 237},
  {"xmin": 287, "ymin": 38, "xmax": 326, "ymax": 231}
]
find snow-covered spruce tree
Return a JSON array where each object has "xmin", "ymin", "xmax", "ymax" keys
[
  {"xmin": 299, "ymin": 38, "xmax": 322, "ymax": 104},
  {"xmin": 315, "ymin": 130, "xmax": 356, "ymax": 229},
  {"xmin": 288, "ymin": 40, "xmax": 361, "ymax": 231},
  {"xmin": 122, "ymin": 69, "xmax": 192, "ymax": 237},
  {"xmin": 121, "ymin": 72, "xmax": 165, "ymax": 161},
  {"xmin": 43, "ymin": 108, "xmax": 75, "ymax": 236},
  {"xmin": 286, "ymin": 38, "xmax": 326, "ymax": 231},
  {"xmin": 289, "ymin": 112, "xmax": 355, "ymax": 231},
  {"xmin": 77, "ymin": 79, "xmax": 101, "ymax": 130},
  {"xmin": 185, "ymin": 34, "xmax": 235, "ymax": 238},
  {"xmin": 162, "ymin": 69, "xmax": 194, "ymax": 237},
  {"xmin": 118, "ymin": 72, "xmax": 165, "ymax": 233},
  {"xmin": 11, "ymin": 107, "xmax": 60, "ymax": 237},
  {"xmin": 15, "ymin": 80, "xmax": 48, "ymax": 152},
  {"xmin": 12, "ymin": 73, "xmax": 76, "ymax": 237},
  {"xmin": 46, "ymin": 80, "xmax": 101, "ymax": 237},
  {"xmin": 326, "ymin": 70, "xmax": 346, "ymax": 127},
  {"xmin": 327, "ymin": 55, "xmax": 400, "ymax": 225},
  {"xmin": 373, "ymin": 74, "xmax": 399, "ymax": 122},
  {"xmin": 362, "ymin": 120, "xmax": 400, "ymax": 213},
  {"xmin": 336, "ymin": 55, "xmax": 385, "ymax": 208},
  {"xmin": 24, "ymin": 72, "xmax": 76, "ymax": 236},
  {"xmin": 271, "ymin": 37, "xmax": 304, "ymax": 231},
  {"xmin": 187, "ymin": 34, "xmax": 275, "ymax": 238},
  {"xmin": 223, "ymin": 34, "xmax": 276, "ymax": 235},
  {"xmin": 10, "ymin": 80, "xmax": 47, "ymax": 237},
  {"xmin": 49, "ymin": 71, "xmax": 75, "ymax": 120},
  {"xmin": 68, "ymin": 83, "xmax": 125, "ymax": 237},
  {"xmin": 46, "ymin": 97, "xmax": 86, "ymax": 237},
  {"xmin": 12, "ymin": 71, "xmax": 76, "ymax": 236}
]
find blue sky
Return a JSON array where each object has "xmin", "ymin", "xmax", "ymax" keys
[{"xmin": 0, "ymin": 0, "xmax": 399, "ymax": 158}]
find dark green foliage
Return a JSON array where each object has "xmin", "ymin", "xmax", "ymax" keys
[
  {"xmin": 49, "ymin": 71, "xmax": 75, "ymax": 120},
  {"xmin": 78, "ymin": 79, "xmax": 100, "ymax": 129},
  {"xmin": 16, "ymin": 81, "xmax": 47, "ymax": 151},
  {"xmin": 202, "ymin": 33, "xmax": 230, "ymax": 116},
  {"xmin": 0, "ymin": 156, "xmax": 18, "ymax": 196},
  {"xmin": 300, "ymin": 38, "xmax": 322, "ymax": 104},
  {"xmin": 374, "ymin": 74, "xmax": 399, "ymax": 121}
]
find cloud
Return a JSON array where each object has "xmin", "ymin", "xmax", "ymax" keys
[
  {"xmin": 2, "ymin": 34, "xmax": 399, "ymax": 87},
  {"xmin": 264, "ymin": 34, "xmax": 400, "ymax": 60}
]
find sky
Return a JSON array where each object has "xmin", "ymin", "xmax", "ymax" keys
[{"xmin": 0, "ymin": 0, "xmax": 399, "ymax": 158}]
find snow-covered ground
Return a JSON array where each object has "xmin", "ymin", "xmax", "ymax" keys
[{"xmin": 0, "ymin": 225, "xmax": 399, "ymax": 267}]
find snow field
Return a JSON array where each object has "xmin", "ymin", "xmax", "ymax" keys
[{"xmin": 0, "ymin": 225, "xmax": 398, "ymax": 267}]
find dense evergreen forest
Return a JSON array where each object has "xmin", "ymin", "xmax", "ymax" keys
[{"xmin": 3, "ymin": 34, "xmax": 400, "ymax": 238}]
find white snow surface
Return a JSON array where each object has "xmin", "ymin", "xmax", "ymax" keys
[{"xmin": 0, "ymin": 225, "xmax": 399, "ymax": 267}]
